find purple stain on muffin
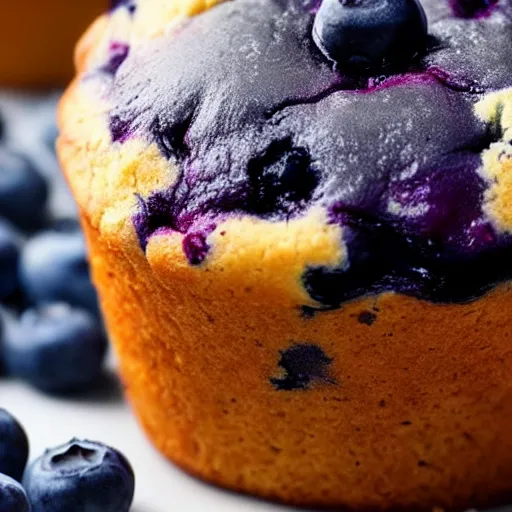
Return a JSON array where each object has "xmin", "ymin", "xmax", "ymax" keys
[
  {"xmin": 449, "ymin": 0, "xmax": 498, "ymax": 18},
  {"xmin": 103, "ymin": 43, "xmax": 130, "ymax": 75},
  {"xmin": 270, "ymin": 343, "xmax": 335, "ymax": 391},
  {"xmin": 102, "ymin": 0, "xmax": 512, "ymax": 304},
  {"xmin": 110, "ymin": 115, "xmax": 135, "ymax": 143},
  {"xmin": 182, "ymin": 230, "xmax": 214, "ymax": 265}
]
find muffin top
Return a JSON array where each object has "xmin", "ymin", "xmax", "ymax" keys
[{"xmin": 59, "ymin": 0, "xmax": 512, "ymax": 309}]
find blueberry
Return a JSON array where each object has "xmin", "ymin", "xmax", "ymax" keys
[
  {"xmin": 24, "ymin": 439, "xmax": 135, "ymax": 512},
  {"xmin": 0, "ymin": 146, "xmax": 48, "ymax": 230},
  {"xmin": 46, "ymin": 218, "xmax": 80, "ymax": 233},
  {"xmin": 0, "ymin": 473, "xmax": 30, "ymax": 512},
  {"xmin": 4, "ymin": 304, "xmax": 107, "ymax": 393},
  {"xmin": 42, "ymin": 118, "xmax": 59, "ymax": 154},
  {"xmin": 0, "ymin": 219, "xmax": 21, "ymax": 301},
  {"xmin": 0, "ymin": 313, "xmax": 4, "ymax": 373},
  {"xmin": 19, "ymin": 229, "xmax": 99, "ymax": 315},
  {"xmin": 0, "ymin": 409, "xmax": 29, "ymax": 482},
  {"xmin": 312, "ymin": 0, "xmax": 428, "ymax": 72}
]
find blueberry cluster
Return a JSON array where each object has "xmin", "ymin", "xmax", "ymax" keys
[
  {"xmin": 0, "ymin": 99, "xmax": 106, "ymax": 393},
  {"xmin": 0, "ymin": 408, "xmax": 134, "ymax": 511},
  {"xmin": 0, "ymin": 96, "xmax": 135, "ymax": 510}
]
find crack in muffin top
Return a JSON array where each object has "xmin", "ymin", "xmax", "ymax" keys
[{"xmin": 72, "ymin": 0, "xmax": 512, "ymax": 307}]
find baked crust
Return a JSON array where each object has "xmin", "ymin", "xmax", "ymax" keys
[
  {"xmin": 58, "ymin": 2, "xmax": 512, "ymax": 509},
  {"xmin": 78, "ymin": 209, "xmax": 512, "ymax": 510}
]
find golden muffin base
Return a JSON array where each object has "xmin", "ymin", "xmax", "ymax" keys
[{"xmin": 79, "ymin": 210, "xmax": 512, "ymax": 511}]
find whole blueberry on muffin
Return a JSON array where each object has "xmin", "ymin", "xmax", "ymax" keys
[{"xmin": 58, "ymin": 0, "xmax": 512, "ymax": 509}]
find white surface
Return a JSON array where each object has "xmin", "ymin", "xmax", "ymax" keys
[{"xmin": 0, "ymin": 364, "xmax": 297, "ymax": 512}]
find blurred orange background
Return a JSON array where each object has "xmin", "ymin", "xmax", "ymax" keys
[{"xmin": 0, "ymin": 1, "xmax": 107, "ymax": 88}]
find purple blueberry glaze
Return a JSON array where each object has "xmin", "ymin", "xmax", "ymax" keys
[
  {"xmin": 182, "ymin": 231, "xmax": 213, "ymax": 265},
  {"xmin": 99, "ymin": 0, "xmax": 512, "ymax": 305},
  {"xmin": 449, "ymin": 0, "xmax": 499, "ymax": 18},
  {"xmin": 103, "ymin": 42, "xmax": 130, "ymax": 75}
]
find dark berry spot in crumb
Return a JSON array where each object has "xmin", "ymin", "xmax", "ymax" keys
[
  {"xmin": 358, "ymin": 310, "xmax": 377, "ymax": 325},
  {"xmin": 270, "ymin": 343, "xmax": 335, "ymax": 391}
]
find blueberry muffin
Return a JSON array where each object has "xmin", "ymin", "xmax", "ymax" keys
[
  {"xmin": 58, "ymin": 0, "xmax": 512, "ymax": 509},
  {"xmin": 0, "ymin": 1, "xmax": 106, "ymax": 87}
]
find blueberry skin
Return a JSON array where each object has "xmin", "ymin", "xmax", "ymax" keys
[
  {"xmin": 312, "ymin": 0, "xmax": 428, "ymax": 71},
  {"xmin": 24, "ymin": 439, "xmax": 135, "ymax": 512},
  {"xmin": 0, "ymin": 473, "xmax": 30, "ymax": 512},
  {"xmin": 4, "ymin": 304, "xmax": 107, "ymax": 393},
  {"xmin": 19, "ymin": 229, "xmax": 99, "ymax": 315},
  {"xmin": 0, "ymin": 313, "xmax": 4, "ymax": 373},
  {"xmin": 0, "ymin": 409, "xmax": 29, "ymax": 482},
  {"xmin": 0, "ymin": 146, "xmax": 48, "ymax": 230},
  {"xmin": 0, "ymin": 219, "xmax": 20, "ymax": 300}
]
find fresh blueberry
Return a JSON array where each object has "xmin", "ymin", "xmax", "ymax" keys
[
  {"xmin": 47, "ymin": 218, "xmax": 80, "ymax": 233},
  {"xmin": 0, "ymin": 146, "xmax": 48, "ymax": 230},
  {"xmin": 0, "ymin": 473, "xmax": 30, "ymax": 512},
  {"xmin": 312, "ymin": 0, "xmax": 428, "ymax": 72},
  {"xmin": 19, "ymin": 229, "xmax": 99, "ymax": 315},
  {"xmin": 0, "ymin": 409, "xmax": 29, "ymax": 482},
  {"xmin": 41, "ymin": 117, "xmax": 59, "ymax": 154},
  {"xmin": 4, "ymin": 304, "xmax": 107, "ymax": 393},
  {"xmin": 0, "ymin": 219, "xmax": 21, "ymax": 301},
  {"xmin": 0, "ymin": 313, "xmax": 4, "ymax": 373},
  {"xmin": 24, "ymin": 439, "xmax": 135, "ymax": 512},
  {"xmin": 0, "ymin": 306, "xmax": 18, "ymax": 375}
]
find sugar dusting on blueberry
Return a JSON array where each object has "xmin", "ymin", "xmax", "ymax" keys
[{"xmin": 312, "ymin": 0, "xmax": 428, "ymax": 72}]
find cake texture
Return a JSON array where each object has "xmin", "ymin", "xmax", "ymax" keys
[{"xmin": 58, "ymin": 0, "xmax": 512, "ymax": 509}]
